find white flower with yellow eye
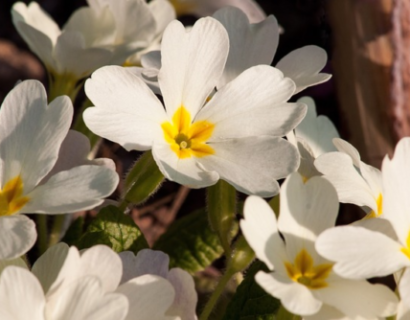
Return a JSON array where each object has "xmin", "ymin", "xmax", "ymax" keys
[
  {"xmin": 83, "ymin": 17, "xmax": 306, "ymax": 196},
  {"xmin": 0, "ymin": 80, "xmax": 118, "ymax": 260},
  {"xmin": 316, "ymin": 137, "xmax": 410, "ymax": 312},
  {"xmin": 11, "ymin": 0, "xmax": 169, "ymax": 80},
  {"xmin": 241, "ymin": 173, "xmax": 398, "ymax": 319}
]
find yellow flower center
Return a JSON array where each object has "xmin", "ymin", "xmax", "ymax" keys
[
  {"xmin": 401, "ymin": 231, "xmax": 410, "ymax": 260},
  {"xmin": 284, "ymin": 248, "xmax": 333, "ymax": 289},
  {"xmin": 161, "ymin": 106, "xmax": 215, "ymax": 159},
  {"xmin": 0, "ymin": 175, "xmax": 30, "ymax": 216},
  {"xmin": 367, "ymin": 193, "xmax": 383, "ymax": 218}
]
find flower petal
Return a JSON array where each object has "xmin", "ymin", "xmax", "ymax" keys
[
  {"xmin": 316, "ymin": 225, "xmax": 408, "ymax": 279},
  {"xmin": 119, "ymin": 249, "xmax": 169, "ymax": 284},
  {"xmin": 149, "ymin": 0, "xmax": 176, "ymax": 35},
  {"xmin": 84, "ymin": 65, "xmax": 167, "ymax": 151},
  {"xmin": 276, "ymin": 45, "xmax": 331, "ymax": 94},
  {"xmin": 0, "ymin": 80, "xmax": 72, "ymax": 193},
  {"xmin": 241, "ymin": 195, "xmax": 285, "ymax": 270},
  {"xmin": 278, "ymin": 174, "xmax": 339, "ymax": 243},
  {"xmin": 200, "ymin": 137, "xmax": 299, "ymax": 196},
  {"xmin": 0, "ymin": 215, "xmax": 36, "ymax": 260},
  {"xmin": 0, "ymin": 257, "xmax": 28, "ymax": 276},
  {"xmin": 255, "ymin": 271, "xmax": 322, "ymax": 316},
  {"xmin": 196, "ymin": 65, "xmax": 305, "ymax": 139},
  {"xmin": 332, "ymin": 138, "xmax": 361, "ymax": 168},
  {"xmin": 24, "ymin": 165, "xmax": 118, "ymax": 214},
  {"xmin": 398, "ymin": 267, "xmax": 410, "ymax": 310},
  {"xmin": 116, "ymin": 274, "xmax": 175, "ymax": 320},
  {"xmin": 158, "ymin": 17, "xmax": 229, "ymax": 117},
  {"xmin": 166, "ymin": 268, "xmax": 198, "ymax": 320},
  {"xmin": 213, "ymin": 7, "xmax": 278, "ymax": 87},
  {"xmin": 32, "ymin": 243, "xmax": 69, "ymax": 294},
  {"xmin": 152, "ymin": 142, "xmax": 219, "ymax": 188},
  {"xmin": 314, "ymin": 152, "xmax": 376, "ymax": 210},
  {"xmin": 317, "ymin": 279, "xmax": 398, "ymax": 318},
  {"xmin": 0, "ymin": 266, "xmax": 45, "ymax": 320}
]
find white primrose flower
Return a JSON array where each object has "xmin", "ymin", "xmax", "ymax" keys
[
  {"xmin": 120, "ymin": 249, "xmax": 198, "ymax": 320},
  {"xmin": 0, "ymin": 80, "xmax": 119, "ymax": 260},
  {"xmin": 11, "ymin": 0, "xmax": 167, "ymax": 80},
  {"xmin": 286, "ymin": 96, "xmax": 339, "ymax": 181},
  {"xmin": 170, "ymin": 0, "xmax": 266, "ymax": 23},
  {"xmin": 84, "ymin": 17, "xmax": 306, "ymax": 196},
  {"xmin": 240, "ymin": 173, "xmax": 398, "ymax": 318},
  {"xmin": 314, "ymin": 138, "xmax": 383, "ymax": 219},
  {"xmin": 137, "ymin": 6, "xmax": 330, "ymax": 95},
  {"xmin": 26, "ymin": 244, "xmax": 178, "ymax": 320},
  {"xmin": 316, "ymin": 137, "xmax": 410, "ymax": 311}
]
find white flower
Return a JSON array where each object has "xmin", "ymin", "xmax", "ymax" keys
[
  {"xmin": 27, "ymin": 244, "xmax": 177, "ymax": 320},
  {"xmin": 240, "ymin": 173, "xmax": 398, "ymax": 318},
  {"xmin": 286, "ymin": 96, "xmax": 339, "ymax": 181},
  {"xmin": 0, "ymin": 80, "xmax": 119, "ymax": 260},
  {"xmin": 84, "ymin": 17, "xmax": 306, "ymax": 196},
  {"xmin": 120, "ymin": 249, "xmax": 197, "ymax": 320},
  {"xmin": 316, "ymin": 137, "xmax": 410, "ymax": 311},
  {"xmin": 11, "ymin": 0, "xmax": 163, "ymax": 79},
  {"xmin": 139, "ymin": 6, "xmax": 331, "ymax": 95},
  {"xmin": 314, "ymin": 138, "xmax": 383, "ymax": 219}
]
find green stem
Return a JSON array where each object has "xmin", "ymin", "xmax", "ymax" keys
[
  {"xmin": 72, "ymin": 98, "xmax": 101, "ymax": 150},
  {"xmin": 48, "ymin": 215, "xmax": 67, "ymax": 247},
  {"xmin": 48, "ymin": 72, "xmax": 82, "ymax": 103},
  {"xmin": 199, "ymin": 269, "xmax": 235, "ymax": 320},
  {"xmin": 36, "ymin": 215, "xmax": 48, "ymax": 255},
  {"xmin": 207, "ymin": 180, "xmax": 237, "ymax": 255}
]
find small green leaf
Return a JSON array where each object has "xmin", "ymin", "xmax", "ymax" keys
[
  {"xmin": 222, "ymin": 260, "xmax": 280, "ymax": 320},
  {"xmin": 154, "ymin": 207, "xmax": 233, "ymax": 274},
  {"xmin": 61, "ymin": 216, "xmax": 84, "ymax": 246},
  {"xmin": 77, "ymin": 205, "xmax": 148, "ymax": 253}
]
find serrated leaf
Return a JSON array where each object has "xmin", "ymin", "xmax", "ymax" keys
[
  {"xmin": 153, "ymin": 207, "xmax": 233, "ymax": 274},
  {"xmin": 223, "ymin": 260, "xmax": 280, "ymax": 320},
  {"xmin": 61, "ymin": 216, "xmax": 84, "ymax": 246},
  {"xmin": 77, "ymin": 205, "xmax": 148, "ymax": 253}
]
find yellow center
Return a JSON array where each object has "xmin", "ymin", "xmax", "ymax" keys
[
  {"xmin": 0, "ymin": 175, "xmax": 30, "ymax": 216},
  {"xmin": 367, "ymin": 193, "xmax": 383, "ymax": 218},
  {"xmin": 401, "ymin": 231, "xmax": 410, "ymax": 260},
  {"xmin": 284, "ymin": 249, "xmax": 333, "ymax": 289},
  {"xmin": 161, "ymin": 106, "xmax": 215, "ymax": 159}
]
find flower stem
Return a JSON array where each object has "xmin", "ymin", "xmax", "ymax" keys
[
  {"xmin": 277, "ymin": 304, "xmax": 302, "ymax": 320},
  {"xmin": 72, "ymin": 98, "xmax": 101, "ymax": 150},
  {"xmin": 199, "ymin": 269, "xmax": 235, "ymax": 320},
  {"xmin": 48, "ymin": 215, "xmax": 67, "ymax": 247},
  {"xmin": 36, "ymin": 215, "xmax": 48, "ymax": 255},
  {"xmin": 48, "ymin": 72, "xmax": 82, "ymax": 103}
]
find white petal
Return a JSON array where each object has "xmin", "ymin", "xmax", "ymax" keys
[
  {"xmin": 398, "ymin": 267, "xmax": 410, "ymax": 311},
  {"xmin": 24, "ymin": 165, "xmax": 118, "ymax": 214},
  {"xmin": 200, "ymin": 137, "xmax": 299, "ymax": 197},
  {"xmin": 276, "ymin": 46, "xmax": 331, "ymax": 94},
  {"xmin": 119, "ymin": 249, "xmax": 169, "ymax": 284},
  {"xmin": 141, "ymin": 50, "xmax": 162, "ymax": 70},
  {"xmin": 359, "ymin": 161, "xmax": 382, "ymax": 198},
  {"xmin": 240, "ymin": 196, "xmax": 285, "ymax": 270},
  {"xmin": 158, "ymin": 18, "xmax": 228, "ymax": 117},
  {"xmin": 196, "ymin": 65, "xmax": 305, "ymax": 139},
  {"xmin": 304, "ymin": 304, "xmax": 354, "ymax": 320},
  {"xmin": 46, "ymin": 276, "xmax": 128, "ymax": 320},
  {"xmin": 397, "ymin": 300, "xmax": 410, "ymax": 320},
  {"xmin": 0, "ymin": 266, "xmax": 45, "ymax": 320},
  {"xmin": 32, "ymin": 243, "xmax": 70, "ymax": 294},
  {"xmin": 149, "ymin": 0, "xmax": 176, "ymax": 35},
  {"xmin": 295, "ymin": 96, "xmax": 339, "ymax": 157},
  {"xmin": 0, "ymin": 215, "xmax": 36, "ymax": 260},
  {"xmin": 382, "ymin": 137, "xmax": 410, "ymax": 243},
  {"xmin": 84, "ymin": 65, "xmax": 167, "ymax": 151},
  {"xmin": 332, "ymin": 138, "xmax": 361, "ymax": 168},
  {"xmin": 0, "ymin": 257, "xmax": 28, "ymax": 276},
  {"xmin": 255, "ymin": 271, "xmax": 322, "ymax": 316},
  {"xmin": 316, "ymin": 225, "xmax": 409, "ymax": 279},
  {"xmin": 166, "ymin": 268, "xmax": 198, "ymax": 320},
  {"xmin": 152, "ymin": 142, "xmax": 219, "ymax": 188},
  {"xmin": 54, "ymin": 30, "xmax": 113, "ymax": 78},
  {"xmin": 117, "ymin": 274, "xmax": 175, "ymax": 320},
  {"xmin": 296, "ymin": 138, "xmax": 321, "ymax": 179},
  {"xmin": 317, "ymin": 279, "xmax": 398, "ymax": 318},
  {"xmin": 314, "ymin": 152, "xmax": 377, "ymax": 210},
  {"xmin": 0, "ymin": 80, "xmax": 72, "ymax": 193},
  {"xmin": 132, "ymin": 66, "xmax": 162, "ymax": 95},
  {"xmin": 213, "ymin": 7, "xmax": 278, "ymax": 87}
]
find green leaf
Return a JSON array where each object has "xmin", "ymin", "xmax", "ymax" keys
[
  {"xmin": 222, "ymin": 260, "xmax": 280, "ymax": 320},
  {"xmin": 61, "ymin": 216, "xmax": 84, "ymax": 246},
  {"xmin": 154, "ymin": 207, "xmax": 233, "ymax": 274},
  {"xmin": 77, "ymin": 205, "xmax": 148, "ymax": 253}
]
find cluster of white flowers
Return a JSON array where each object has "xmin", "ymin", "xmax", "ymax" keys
[{"xmin": 0, "ymin": 0, "xmax": 407, "ymax": 319}]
